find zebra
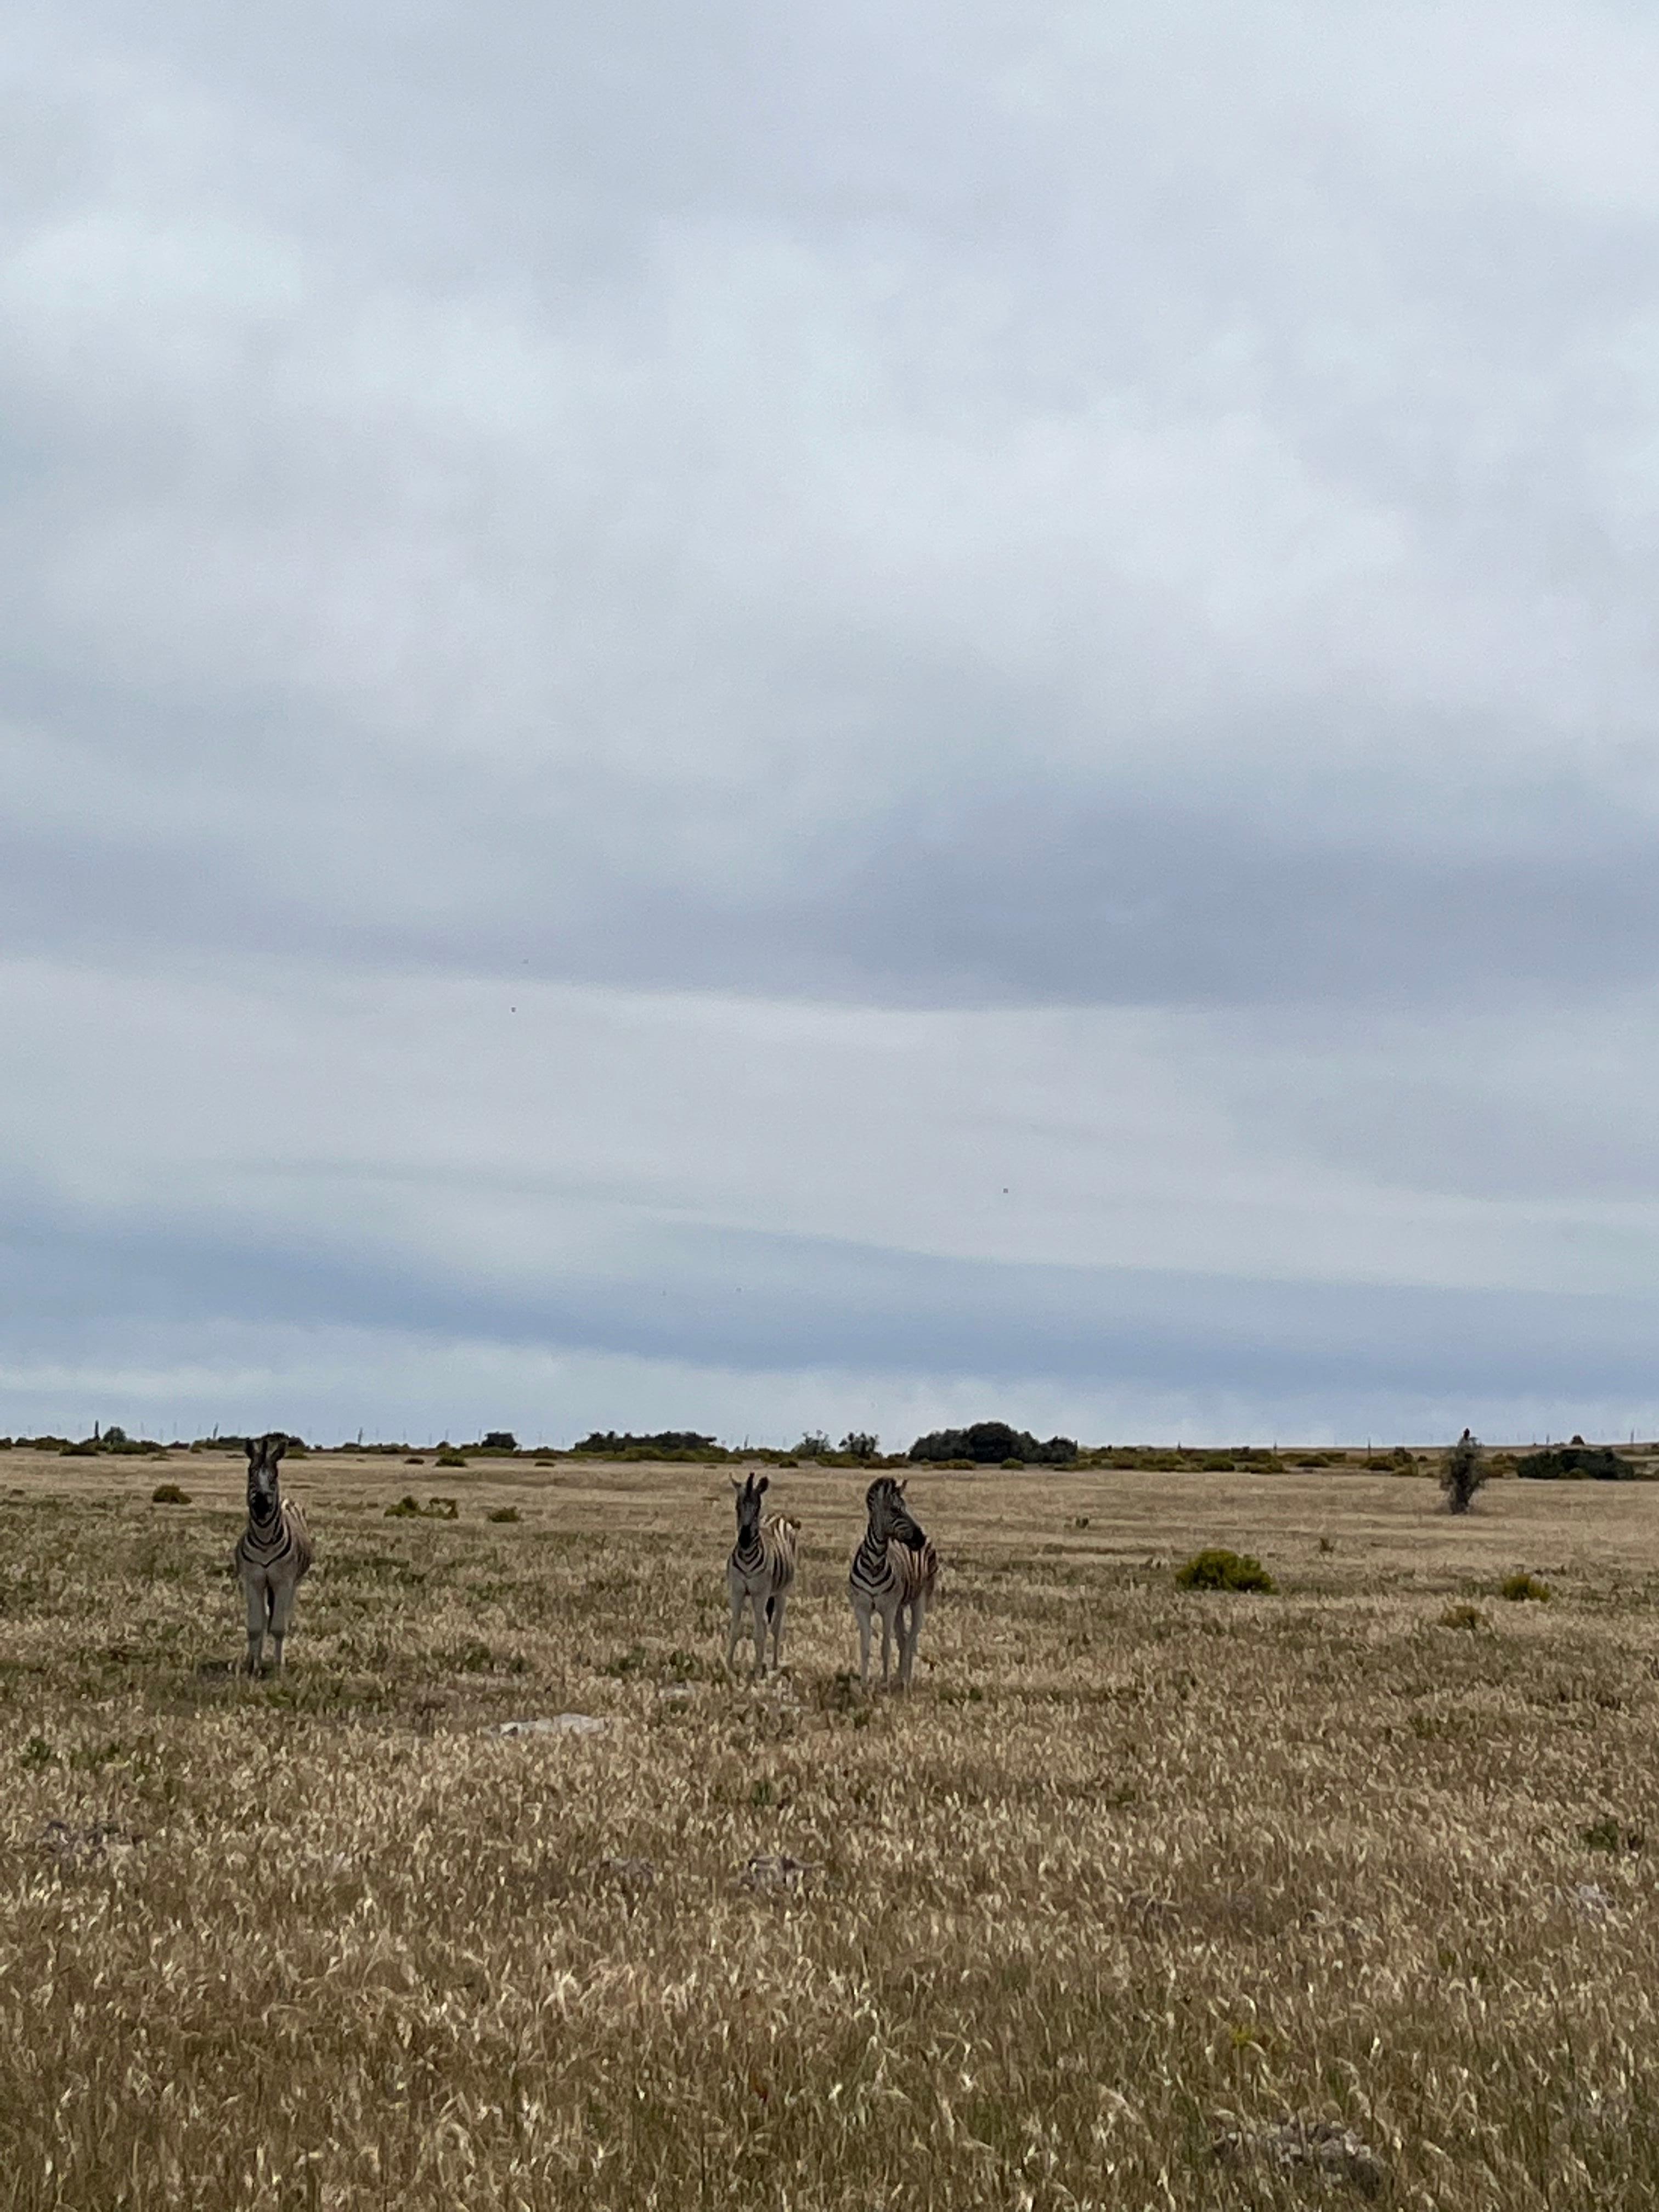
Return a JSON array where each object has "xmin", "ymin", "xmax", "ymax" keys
[
  {"xmin": 725, "ymin": 1472, "xmax": 799, "ymax": 1677},
  {"xmin": 849, "ymin": 1474, "xmax": 939, "ymax": 1690},
  {"xmin": 234, "ymin": 1434, "xmax": 313, "ymax": 1673}
]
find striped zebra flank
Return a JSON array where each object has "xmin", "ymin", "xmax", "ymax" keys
[
  {"xmin": 725, "ymin": 1472, "xmax": 799, "ymax": 1677},
  {"xmin": 233, "ymin": 1434, "xmax": 313, "ymax": 1673},
  {"xmin": 849, "ymin": 1475, "xmax": 940, "ymax": 1690}
]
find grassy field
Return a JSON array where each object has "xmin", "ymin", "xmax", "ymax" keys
[{"xmin": 3, "ymin": 1448, "xmax": 1659, "ymax": 2209}]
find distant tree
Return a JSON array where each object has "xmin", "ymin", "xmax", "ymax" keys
[
  {"xmin": 840, "ymin": 1432, "xmax": 879, "ymax": 1460},
  {"xmin": 1441, "ymin": 1429, "xmax": 1488, "ymax": 1515},
  {"xmin": 794, "ymin": 1432, "xmax": 831, "ymax": 1459},
  {"xmin": 478, "ymin": 1431, "xmax": 518, "ymax": 1453},
  {"xmin": 910, "ymin": 1422, "xmax": 1077, "ymax": 1466}
]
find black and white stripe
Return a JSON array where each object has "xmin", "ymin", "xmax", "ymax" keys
[
  {"xmin": 725, "ymin": 1472, "xmax": 799, "ymax": 1676},
  {"xmin": 849, "ymin": 1475, "xmax": 939, "ymax": 1689},
  {"xmin": 233, "ymin": 1434, "xmax": 313, "ymax": 1673}
]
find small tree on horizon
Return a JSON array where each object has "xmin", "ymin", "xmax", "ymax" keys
[{"xmin": 1441, "ymin": 1428, "xmax": 1488, "ymax": 1515}]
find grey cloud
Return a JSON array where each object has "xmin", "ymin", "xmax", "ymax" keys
[{"xmin": 5, "ymin": 1, "xmax": 1659, "ymax": 1438}]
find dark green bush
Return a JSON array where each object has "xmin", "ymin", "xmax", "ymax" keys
[
  {"xmin": 574, "ymin": 1430, "xmax": 721, "ymax": 1458},
  {"xmin": 1517, "ymin": 1446, "xmax": 1636, "ymax": 1482},
  {"xmin": 487, "ymin": 1506, "xmax": 521, "ymax": 1524},
  {"xmin": 910, "ymin": 1421, "xmax": 1077, "ymax": 1466},
  {"xmin": 435, "ymin": 1448, "xmax": 468, "ymax": 1469},
  {"xmin": 150, "ymin": 1483, "xmax": 190, "ymax": 1505},
  {"xmin": 1173, "ymin": 1548, "xmax": 1275, "ymax": 1593},
  {"xmin": 1583, "ymin": 1816, "xmax": 1644, "ymax": 1854}
]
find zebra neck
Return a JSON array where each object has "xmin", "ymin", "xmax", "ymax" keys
[{"xmin": 733, "ymin": 1528, "xmax": 764, "ymax": 1565}]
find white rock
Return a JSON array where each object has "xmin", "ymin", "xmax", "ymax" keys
[{"xmin": 490, "ymin": 1714, "xmax": 608, "ymax": 1737}]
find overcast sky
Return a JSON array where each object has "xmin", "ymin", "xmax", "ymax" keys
[{"xmin": 5, "ymin": 0, "xmax": 1659, "ymax": 1447}]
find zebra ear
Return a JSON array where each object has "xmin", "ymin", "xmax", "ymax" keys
[
  {"xmin": 757, "ymin": 1475, "xmax": 770, "ymax": 1493},
  {"xmin": 268, "ymin": 1435, "xmax": 287, "ymax": 1464},
  {"xmin": 245, "ymin": 1438, "xmax": 259, "ymax": 1463}
]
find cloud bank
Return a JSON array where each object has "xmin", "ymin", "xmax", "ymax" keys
[{"xmin": 5, "ymin": 1, "xmax": 1659, "ymax": 1441}]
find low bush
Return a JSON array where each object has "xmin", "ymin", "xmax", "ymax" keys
[
  {"xmin": 487, "ymin": 1506, "xmax": 521, "ymax": 1524},
  {"xmin": 1173, "ymin": 1548, "xmax": 1274, "ymax": 1593},
  {"xmin": 150, "ymin": 1483, "xmax": 190, "ymax": 1505},
  {"xmin": 910, "ymin": 1421, "xmax": 1077, "ymax": 1466},
  {"xmin": 1440, "ymin": 1430, "xmax": 1488, "ymax": 1514},
  {"xmin": 435, "ymin": 1448, "xmax": 468, "ymax": 1469},
  {"xmin": 574, "ymin": 1431, "xmax": 723, "ymax": 1458},
  {"xmin": 1582, "ymin": 1816, "xmax": 1644, "ymax": 1854},
  {"xmin": 1517, "ymin": 1445, "xmax": 1637, "ymax": 1482},
  {"xmin": 1440, "ymin": 1602, "xmax": 1488, "ymax": 1632},
  {"xmin": 1500, "ymin": 1572, "xmax": 1551, "ymax": 1602}
]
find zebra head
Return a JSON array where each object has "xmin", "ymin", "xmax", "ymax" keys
[
  {"xmin": 731, "ymin": 1471, "xmax": 771, "ymax": 1541},
  {"xmin": 865, "ymin": 1474, "xmax": 925, "ymax": 1548},
  {"xmin": 245, "ymin": 1433, "xmax": 287, "ymax": 1522}
]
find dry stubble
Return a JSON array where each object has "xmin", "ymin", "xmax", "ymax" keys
[{"xmin": 2, "ymin": 1451, "xmax": 1658, "ymax": 2208}]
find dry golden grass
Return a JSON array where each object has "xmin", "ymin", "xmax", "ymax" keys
[{"xmin": 4, "ymin": 1448, "xmax": 1659, "ymax": 2208}]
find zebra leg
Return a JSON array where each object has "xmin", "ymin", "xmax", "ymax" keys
[
  {"xmin": 242, "ymin": 1574, "xmax": 268, "ymax": 1673},
  {"xmin": 768, "ymin": 1590, "xmax": 788, "ymax": 1673},
  {"xmin": 899, "ymin": 1592, "xmax": 928, "ymax": 1688},
  {"xmin": 853, "ymin": 1590, "xmax": 873, "ymax": 1686},
  {"xmin": 726, "ymin": 1586, "xmax": 747, "ymax": 1672},
  {"xmin": 879, "ymin": 1602, "xmax": 895, "ymax": 1686},
  {"xmin": 749, "ymin": 1593, "xmax": 768, "ymax": 1677},
  {"xmin": 268, "ymin": 1577, "xmax": 300, "ymax": 1671}
]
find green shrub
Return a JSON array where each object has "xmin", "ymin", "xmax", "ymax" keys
[
  {"xmin": 1582, "ymin": 1816, "xmax": 1644, "ymax": 1854},
  {"xmin": 1517, "ymin": 1446, "xmax": 1636, "ymax": 1482},
  {"xmin": 487, "ymin": 1506, "xmax": 521, "ymax": 1523},
  {"xmin": 1500, "ymin": 1572, "xmax": 1551, "ymax": 1602},
  {"xmin": 150, "ymin": 1483, "xmax": 190, "ymax": 1505},
  {"xmin": 383, "ymin": 1496, "xmax": 422, "ymax": 1517},
  {"xmin": 435, "ymin": 1448, "xmax": 467, "ymax": 1469},
  {"xmin": 1173, "ymin": 1548, "xmax": 1274, "ymax": 1593},
  {"xmin": 1440, "ymin": 1430, "xmax": 1488, "ymax": 1514},
  {"xmin": 426, "ymin": 1497, "xmax": 459, "ymax": 1520},
  {"xmin": 910, "ymin": 1421, "xmax": 1077, "ymax": 1466}
]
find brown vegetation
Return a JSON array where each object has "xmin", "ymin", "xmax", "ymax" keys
[{"xmin": 2, "ymin": 1449, "xmax": 1658, "ymax": 2208}]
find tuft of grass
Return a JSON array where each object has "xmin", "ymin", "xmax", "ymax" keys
[
  {"xmin": 1440, "ymin": 1601, "xmax": 1489, "ymax": 1631},
  {"xmin": 1500, "ymin": 1572, "xmax": 1551, "ymax": 1602},
  {"xmin": 486, "ymin": 1505, "xmax": 521, "ymax": 1523},
  {"xmin": 1173, "ymin": 1547, "xmax": 1275, "ymax": 1593},
  {"xmin": 435, "ymin": 1448, "xmax": 468, "ymax": 1468},
  {"xmin": 150, "ymin": 1482, "xmax": 191, "ymax": 1504}
]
